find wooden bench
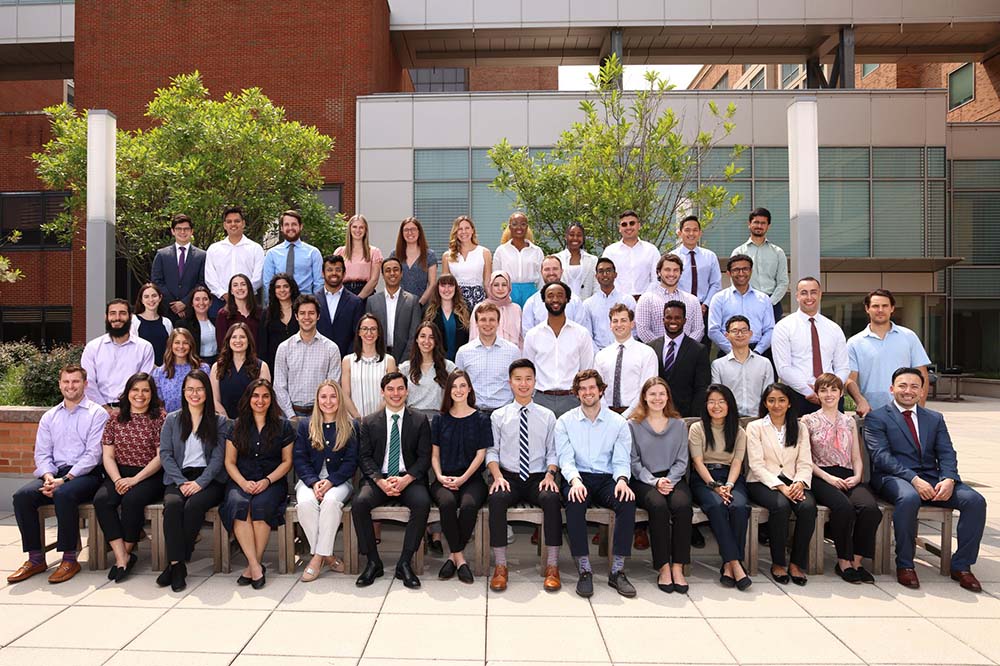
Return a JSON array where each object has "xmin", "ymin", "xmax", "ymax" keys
[
  {"xmin": 93, "ymin": 504, "xmax": 163, "ymax": 570},
  {"xmin": 276, "ymin": 502, "xmax": 355, "ymax": 575},
  {"xmin": 37, "ymin": 503, "xmax": 100, "ymax": 571},
  {"xmin": 878, "ymin": 504, "xmax": 954, "ymax": 575},
  {"xmin": 346, "ymin": 503, "xmax": 450, "ymax": 576}
]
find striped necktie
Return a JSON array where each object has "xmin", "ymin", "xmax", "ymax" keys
[
  {"xmin": 518, "ymin": 406, "xmax": 530, "ymax": 481},
  {"xmin": 387, "ymin": 414, "xmax": 401, "ymax": 476},
  {"xmin": 663, "ymin": 339, "xmax": 677, "ymax": 373}
]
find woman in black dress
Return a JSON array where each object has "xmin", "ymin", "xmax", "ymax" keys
[
  {"xmin": 222, "ymin": 378, "xmax": 294, "ymax": 589},
  {"xmin": 132, "ymin": 282, "xmax": 173, "ymax": 365},
  {"xmin": 210, "ymin": 322, "xmax": 271, "ymax": 419},
  {"xmin": 257, "ymin": 273, "xmax": 300, "ymax": 370}
]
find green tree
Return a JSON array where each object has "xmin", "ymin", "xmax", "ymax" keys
[
  {"xmin": 33, "ymin": 72, "xmax": 344, "ymax": 282},
  {"xmin": 489, "ymin": 54, "xmax": 744, "ymax": 253},
  {"xmin": 0, "ymin": 230, "xmax": 24, "ymax": 288}
]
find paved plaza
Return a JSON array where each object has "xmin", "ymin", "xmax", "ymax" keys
[{"xmin": 0, "ymin": 398, "xmax": 998, "ymax": 665}]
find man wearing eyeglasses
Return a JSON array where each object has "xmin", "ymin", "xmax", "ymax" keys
[
  {"xmin": 707, "ymin": 254, "xmax": 775, "ymax": 358},
  {"xmin": 711, "ymin": 315, "xmax": 774, "ymax": 417},
  {"xmin": 602, "ymin": 210, "xmax": 660, "ymax": 300}
]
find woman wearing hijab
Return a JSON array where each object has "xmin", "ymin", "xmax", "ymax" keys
[{"xmin": 469, "ymin": 270, "xmax": 523, "ymax": 349}]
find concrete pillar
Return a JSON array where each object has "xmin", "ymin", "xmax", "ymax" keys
[
  {"xmin": 86, "ymin": 110, "xmax": 116, "ymax": 340},
  {"xmin": 787, "ymin": 97, "xmax": 820, "ymax": 283}
]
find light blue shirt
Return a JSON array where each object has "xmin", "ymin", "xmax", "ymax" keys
[
  {"xmin": 583, "ymin": 287, "xmax": 637, "ymax": 351},
  {"xmin": 521, "ymin": 290, "xmax": 593, "ymax": 337},
  {"xmin": 672, "ymin": 244, "xmax": 722, "ymax": 305},
  {"xmin": 555, "ymin": 406, "xmax": 632, "ymax": 482},
  {"xmin": 848, "ymin": 323, "xmax": 931, "ymax": 410},
  {"xmin": 707, "ymin": 285, "xmax": 776, "ymax": 354},
  {"xmin": 455, "ymin": 336, "xmax": 521, "ymax": 409},
  {"xmin": 262, "ymin": 239, "xmax": 323, "ymax": 303}
]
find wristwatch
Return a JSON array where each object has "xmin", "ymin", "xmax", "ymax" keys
[{"xmin": 709, "ymin": 481, "xmax": 722, "ymax": 489}]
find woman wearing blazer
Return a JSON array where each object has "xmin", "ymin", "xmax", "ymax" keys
[
  {"xmin": 746, "ymin": 382, "xmax": 816, "ymax": 586},
  {"xmin": 158, "ymin": 369, "xmax": 230, "ymax": 592},
  {"xmin": 555, "ymin": 223, "xmax": 598, "ymax": 301},
  {"xmin": 293, "ymin": 380, "xmax": 359, "ymax": 582}
]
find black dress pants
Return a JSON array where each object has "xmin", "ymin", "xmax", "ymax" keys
[
  {"xmin": 162, "ymin": 467, "xmax": 225, "ymax": 564},
  {"xmin": 564, "ymin": 472, "xmax": 636, "ymax": 558},
  {"xmin": 632, "ymin": 477, "xmax": 693, "ymax": 569},
  {"xmin": 93, "ymin": 465, "xmax": 164, "ymax": 543},
  {"xmin": 488, "ymin": 469, "xmax": 563, "ymax": 548},
  {"xmin": 431, "ymin": 475, "xmax": 488, "ymax": 553},
  {"xmin": 810, "ymin": 465, "xmax": 882, "ymax": 561},
  {"xmin": 747, "ymin": 476, "xmax": 817, "ymax": 569},
  {"xmin": 352, "ymin": 478, "xmax": 431, "ymax": 565},
  {"xmin": 12, "ymin": 466, "xmax": 101, "ymax": 553}
]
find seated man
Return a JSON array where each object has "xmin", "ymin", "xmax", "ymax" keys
[
  {"xmin": 487, "ymin": 359, "xmax": 562, "ymax": 592},
  {"xmin": 9, "ymin": 364, "xmax": 108, "ymax": 584},
  {"xmin": 865, "ymin": 367, "xmax": 987, "ymax": 592},
  {"xmin": 556, "ymin": 369, "xmax": 637, "ymax": 599},
  {"xmin": 352, "ymin": 372, "xmax": 432, "ymax": 589}
]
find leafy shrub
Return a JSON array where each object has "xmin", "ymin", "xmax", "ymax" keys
[
  {"xmin": 0, "ymin": 365, "xmax": 26, "ymax": 405},
  {"xmin": 20, "ymin": 345, "xmax": 83, "ymax": 406},
  {"xmin": 0, "ymin": 341, "xmax": 40, "ymax": 377}
]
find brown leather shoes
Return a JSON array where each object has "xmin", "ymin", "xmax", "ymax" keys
[
  {"xmin": 633, "ymin": 527, "xmax": 650, "ymax": 551},
  {"xmin": 47, "ymin": 560, "xmax": 81, "ymax": 584},
  {"xmin": 951, "ymin": 570, "xmax": 982, "ymax": 592},
  {"xmin": 896, "ymin": 567, "xmax": 920, "ymax": 589},
  {"xmin": 543, "ymin": 565, "xmax": 561, "ymax": 591},
  {"xmin": 490, "ymin": 565, "xmax": 508, "ymax": 592},
  {"xmin": 7, "ymin": 561, "xmax": 47, "ymax": 584}
]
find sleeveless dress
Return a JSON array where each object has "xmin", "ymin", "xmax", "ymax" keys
[
  {"xmin": 448, "ymin": 245, "xmax": 487, "ymax": 310},
  {"xmin": 348, "ymin": 353, "xmax": 389, "ymax": 417},
  {"xmin": 219, "ymin": 359, "xmax": 261, "ymax": 419}
]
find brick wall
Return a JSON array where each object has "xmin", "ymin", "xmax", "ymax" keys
[
  {"xmin": 0, "ymin": 408, "xmax": 46, "ymax": 475},
  {"xmin": 856, "ymin": 61, "xmax": 1000, "ymax": 122},
  {"xmin": 0, "ymin": 81, "xmax": 64, "ymax": 113},
  {"xmin": 469, "ymin": 66, "xmax": 559, "ymax": 91},
  {"xmin": 689, "ymin": 65, "xmax": 746, "ymax": 90}
]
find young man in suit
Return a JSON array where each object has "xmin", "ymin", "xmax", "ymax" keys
[
  {"xmin": 647, "ymin": 300, "xmax": 710, "ymax": 418},
  {"xmin": 150, "ymin": 214, "xmax": 207, "ymax": 321},
  {"xmin": 316, "ymin": 254, "xmax": 365, "ymax": 358},
  {"xmin": 865, "ymin": 367, "xmax": 987, "ymax": 592},
  {"xmin": 352, "ymin": 372, "xmax": 433, "ymax": 589},
  {"xmin": 365, "ymin": 257, "xmax": 421, "ymax": 364}
]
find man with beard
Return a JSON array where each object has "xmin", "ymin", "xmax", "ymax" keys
[
  {"xmin": 731, "ymin": 207, "xmax": 789, "ymax": 322},
  {"xmin": 316, "ymin": 254, "xmax": 365, "ymax": 357},
  {"xmin": 80, "ymin": 299, "xmax": 155, "ymax": 412},
  {"xmin": 262, "ymin": 209, "xmax": 323, "ymax": 303},
  {"xmin": 648, "ymin": 301, "xmax": 710, "ymax": 418},
  {"xmin": 521, "ymin": 256, "xmax": 593, "ymax": 336},
  {"xmin": 523, "ymin": 281, "xmax": 594, "ymax": 418},
  {"xmin": 583, "ymin": 257, "xmax": 637, "ymax": 352},
  {"xmin": 635, "ymin": 254, "xmax": 703, "ymax": 343}
]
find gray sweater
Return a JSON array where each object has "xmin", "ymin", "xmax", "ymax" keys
[
  {"xmin": 159, "ymin": 410, "xmax": 231, "ymax": 487},
  {"xmin": 629, "ymin": 418, "xmax": 689, "ymax": 486}
]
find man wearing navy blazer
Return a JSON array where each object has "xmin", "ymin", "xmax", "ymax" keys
[
  {"xmin": 150, "ymin": 214, "xmax": 207, "ymax": 321},
  {"xmin": 864, "ymin": 367, "xmax": 987, "ymax": 592},
  {"xmin": 647, "ymin": 300, "xmax": 710, "ymax": 418},
  {"xmin": 316, "ymin": 254, "xmax": 364, "ymax": 358}
]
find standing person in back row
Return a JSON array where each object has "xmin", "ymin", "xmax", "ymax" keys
[
  {"xmin": 81, "ymin": 299, "xmax": 156, "ymax": 412},
  {"xmin": 731, "ymin": 208, "xmax": 789, "ymax": 321},
  {"xmin": 671, "ymin": 215, "xmax": 720, "ymax": 340},
  {"xmin": 262, "ymin": 210, "xmax": 323, "ymax": 304},
  {"xmin": 492, "ymin": 212, "xmax": 544, "ymax": 309},
  {"xmin": 204, "ymin": 206, "xmax": 264, "ymax": 316},
  {"xmin": 602, "ymin": 210, "xmax": 660, "ymax": 299},
  {"xmin": 151, "ymin": 213, "xmax": 206, "ymax": 322}
]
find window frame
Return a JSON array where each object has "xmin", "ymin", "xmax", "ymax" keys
[{"xmin": 948, "ymin": 63, "xmax": 975, "ymax": 111}]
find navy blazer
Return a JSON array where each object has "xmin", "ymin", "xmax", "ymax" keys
[
  {"xmin": 292, "ymin": 418, "xmax": 359, "ymax": 488},
  {"xmin": 316, "ymin": 288, "xmax": 365, "ymax": 357},
  {"xmin": 863, "ymin": 403, "xmax": 961, "ymax": 490},
  {"xmin": 151, "ymin": 244, "xmax": 207, "ymax": 309}
]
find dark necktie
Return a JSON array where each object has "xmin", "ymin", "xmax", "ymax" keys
[
  {"xmin": 518, "ymin": 406, "xmax": 530, "ymax": 481},
  {"xmin": 902, "ymin": 409, "xmax": 922, "ymax": 457},
  {"xmin": 689, "ymin": 249, "xmax": 698, "ymax": 297},
  {"xmin": 663, "ymin": 339, "xmax": 676, "ymax": 374},
  {"xmin": 285, "ymin": 242, "xmax": 296, "ymax": 276},
  {"xmin": 388, "ymin": 414, "xmax": 401, "ymax": 476},
  {"xmin": 613, "ymin": 344, "xmax": 625, "ymax": 408},
  {"xmin": 178, "ymin": 246, "xmax": 186, "ymax": 278},
  {"xmin": 809, "ymin": 317, "xmax": 823, "ymax": 378}
]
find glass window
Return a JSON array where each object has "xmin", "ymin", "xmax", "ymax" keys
[
  {"xmin": 0, "ymin": 191, "xmax": 70, "ymax": 247},
  {"xmin": 820, "ymin": 182, "xmax": 870, "ymax": 257},
  {"xmin": 862, "ymin": 64, "xmax": 879, "ymax": 77},
  {"xmin": 698, "ymin": 182, "xmax": 752, "ymax": 257},
  {"xmin": 819, "ymin": 148, "xmax": 869, "ymax": 179},
  {"xmin": 952, "ymin": 160, "xmax": 1000, "ymax": 189},
  {"xmin": 701, "ymin": 147, "xmax": 750, "ymax": 180},
  {"xmin": 948, "ymin": 63, "xmax": 974, "ymax": 110},
  {"xmin": 0, "ymin": 307, "xmax": 72, "ymax": 348},
  {"xmin": 872, "ymin": 181, "xmax": 923, "ymax": 257},
  {"xmin": 926, "ymin": 147, "xmax": 946, "ymax": 179},
  {"xmin": 873, "ymin": 147, "xmax": 923, "ymax": 178},
  {"xmin": 753, "ymin": 147, "xmax": 789, "ymax": 180},
  {"xmin": 927, "ymin": 182, "xmax": 946, "ymax": 258},
  {"xmin": 413, "ymin": 182, "xmax": 469, "ymax": 254},
  {"xmin": 316, "ymin": 185, "xmax": 341, "ymax": 218},
  {"xmin": 471, "ymin": 183, "xmax": 517, "ymax": 251},
  {"xmin": 952, "ymin": 298, "xmax": 1000, "ymax": 372},
  {"xmin": 409, "ymin": 68, "xmax": 469, "ymax": 93},
  {"xmin": 713, "ymin": 73, "xmax": 729, "ymax": 90},
  {"xmin": 749, "ymin": 70, "xmax": 765, "ymax": 90},
  {"xmin": 953, "ymin": 191, "xmax": 1000, "ymax": 265},
  {"xmin": 414, "ymin": 149, "xmax": 469, "ymax": 181},
  {"xmin": 781, "ymin": 64, "xmax": 800, "ymax": 88}
]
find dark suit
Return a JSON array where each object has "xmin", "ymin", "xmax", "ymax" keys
[
  {"xmin": 648, "ymin": 334, "xmax": 710, "ymax": 417},
  {"xmin": 864, "ymin": 404, "xmax": 986, "ymax": 571},
  {"xmin": 366, "ymin": 289, "xmax": 421, "ymax": 364},
  {"xmin": 151, "ymin": 244, "xmax": 206, "ymax": 320},
  {"xmin": 316, "ymin": 287, "xmax": 365, "ymax": 358},
  {"xmin": 351, "ymin": 408, "xmax": 432, "ymax": 564}
]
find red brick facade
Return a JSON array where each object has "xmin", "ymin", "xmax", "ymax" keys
[
  {"xmin": 470, "ymin": 66, "xmax": 559, "ymax": 92},
  {"xmin": 856, "ymin": 61, "xmax": 1000, "ymax": 122},
  {"xmin": 0, "ymin": 409, "xmax": 45, "ymax": 475},
  {"xmin": 0, "ymin": 81, "xmax": 64, "ymax": 113}
]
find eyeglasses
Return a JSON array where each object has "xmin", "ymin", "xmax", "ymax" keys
[
  {"xmin": 619, "ymin": 220, "xmax": 637, "ymax": 227},
  {"xmin": 729, "ymin": 267, "xmax": 751, "ymax": 274},
  {"xmin": 184, "ymin": 387, "xmax": 206, "ymax": 394},
  {"xmin": 706, "ymin": 399, "xmax": 728, "ymax": 407},
  {"xmin": 359, "ymin": 326, "xmax": 379, "ymax": 334},
  {"xmin": 727, "ymin": 328, "xmax": 751, "ymax": 336}
]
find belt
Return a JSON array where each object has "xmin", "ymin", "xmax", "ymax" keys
[
  {"xmin": 706, "ymin": 464, "xmax": 730, "ymax": 470},
  {"xmin": 609, "ymin": 406, "xmax": 628, "ymax": 414},
  {"xmin": 292, "ymin": 404, "xmax": 313, "ymax": 416},
  {"xmin": 539, "ymin": 389, "xmax": 574, "ymax": 396}
]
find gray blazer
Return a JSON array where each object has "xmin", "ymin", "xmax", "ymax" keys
[
  {"xmin": 366, "ymin": 289, "xmax": 422, "ymax": 364},
  {"xmin": 159, "ymin": 410, "xmax": 230, "ymax": 487}
]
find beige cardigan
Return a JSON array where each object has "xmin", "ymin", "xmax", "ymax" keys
[{"xmin": 745, "ymin": 417, "xmax": 813, "ymax": 489}]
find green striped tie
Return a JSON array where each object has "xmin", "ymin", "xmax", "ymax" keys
[{"xmin": 388, "ymin": 414, "xmax": 401, "ymax": 476}]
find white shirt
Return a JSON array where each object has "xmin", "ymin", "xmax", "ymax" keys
[
  {"xmin": 893, "ymin": 400, "xmax": 921, "ymax": 443},
  {"xmin": 594, "ymin": 337, "xmax": 658, "ymax": 411},
  {"xmin": 205, "ymin": 235, "xmax": 265, "ymax": 297},
  {"xmin": 384, "ymin": 288, "xmax": 400, "ymax": 345},
  {"xmin": 583, "ymin": 288, "xmax": 638, "ymax": 351},
  {"xmin": 771, "ymin": 309, "xmax": 849, "ymax": 398},
  {"xmin": 381, "ymin": 407, "xmax": 407, "ymax": 474},
  {"xmin": 181, "ymin": 432, "xmax": 207, "ymax": 469},
  {"xmin": 522, "ymin": 319, "xmax": 594, "ymax": 391},
  {"xmin": 493, "ymin": 240, "xmax": 544, "ymax": 287},
  {"xmin": 323, "ymin": 287, "xmax": 343, "ymax": 323},
  {"xmin": 602, "ymin": 239, "xmax": 660, "ymax": 295},
  {"xmin": 175, "ymin": 243, "xmax": 192, "ymax": 273},
  {"xmin": 711, "ymin": 350, "xmax": 775, "ymax": 417}
]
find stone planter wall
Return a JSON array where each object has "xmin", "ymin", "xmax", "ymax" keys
[{"xmin": 0, "ymin": 407, "xmax": 47, "ymax": 475}]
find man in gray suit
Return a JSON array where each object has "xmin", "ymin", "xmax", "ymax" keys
[
  {"xmin": 151, "ymin": 214, "xmax": 207, "ymax": 321},
  {"xmin": 366, "ymin": 257, "xmax": 421, "ymax": 364}
]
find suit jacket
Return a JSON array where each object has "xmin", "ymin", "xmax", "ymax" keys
[
  {"xmin": 292, "ymin": 418, "xmax": 359, "ymax": 488},
  {"xmin": 366, "ymin": 289, "xmax": 421, "ymax": 364},
  {"xmin": 175, "ymin": 316, "xmax": 215, "ymax": 359},
  {"xmin": 316, "ymin": 288, "xmax": 365, "ymax": 358},
  {"xmin": 648, "ymin": 334, "xmax": 710, "ymax": 417},
  {"xmin": 745, "ymin": 417, "xmax": 813, "ymax": 488},
  {"xmin": 863, "ymin": 403, "xmax": 960, "ymax": 490},
  {"xmin": 357, "ymin": 408, "xmax": 431, "ymax": 483},
  {"xmin": 159, "ymin": 411, "xmax": 230, "ymax": 487},
  {"xmin": 151, "ymin": 244, "xmax": 207, "ymax": 313}
]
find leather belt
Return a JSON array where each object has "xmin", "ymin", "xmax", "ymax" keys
[
  {"xmin": 609, "ymin": 406, "xmax": 628, "ymax": 414},
  {"xmin": 292, "ymin": 404, "xmax": 313, "ymax": 416},
  {"xmin": 539, "ymin": 389, "xmax": 574, "ymax": 396}
]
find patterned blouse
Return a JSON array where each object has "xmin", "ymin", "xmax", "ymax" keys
[
  {"xmin": 802, "ymin": 410, "xmax": 855, "ymax": 469},
  {"xmin": 152, "ymin": 362, "xmax": 211, "ymax": 412},
  {"xmin": 101, "ymin": 411, "xmax": 166, "ymax": 468}
]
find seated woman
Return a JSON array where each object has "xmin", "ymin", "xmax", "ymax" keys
[
  {"xmin": 746, "ymin": 382, "xmax": 816, "ymax": 586},
  {"xmin": 628, "ymin": 377, "xmax": 693, "ymax": 594},
  {"xmin": 470, "ymin": 271, "xmax": 523, "ymax": 349},
  {"xmin": 210, "ymin": 323, "xmax": 271, "ymax": 419},
  {"xmin": 430, "ymin": 370, "xmax": 492, "ymax": 583},
  {"xmin": 293, "ymin": 380, "xmax": 359, "ymax": 582},
  {"xmin": 689, "ymin": 384, "xmax": 752, "ymax": 590},
  {"xmin": 152, "ymin": 328, "xmax": 210, "ymax": 412},
  {"xmin": 93, "ymin": 372, "xmax": 166, "ymax": 583},
  {"xmin": 802, "ymin": 373, "xmax": 881, "ymax": 584},
  {"xmin": 398, "ymin": 323, "xmax": 456, "ymax": 419},
  {"xmin": 158, "ymin": 369, "xmax": 230, "ymax": 592},
  {"xmin": 222, "ymin": 379, "xmax": 294, "ymax": 589}
]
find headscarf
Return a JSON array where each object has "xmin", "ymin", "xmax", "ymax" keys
[{"xmin": 485, "ymin": 270, "xmax": 513, "ymax": 307}]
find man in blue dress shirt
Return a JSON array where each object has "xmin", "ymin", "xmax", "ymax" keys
[
  {"xmin": 707, "ymin": 254, "xmax": 775, "ymax": 357},
  {"xmin": 556, "ymin": 369, "xmax": 637, "ymax": 599},
  {"xmin": 671, "ymin": 215, "xmax": 721, "ymax": 340},
  {"xmin": 262, "ymin": 210, "xmax": 323, "ymax": 303}
]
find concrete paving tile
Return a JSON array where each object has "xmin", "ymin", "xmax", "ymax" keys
[
  {"xmin": 175, "ymin": 572, "xmax": 298, "ymax": 610},
  {"xmin": 74, "ymin": 569, "xmax": 207, "ymax": 607},
  {"xmin": 589, "ymin": 576, "xmax": 701, "ymax": 617},
  {"xmin": 11, "ymin": 605, "xmax": 163, "ymax": 649},
  {"xmin": 361, "ymin": 660, "xmax": 482, "ymax": 666},
  {"xmin": 599, "ymin": 617, "xmax": 735, "ymax": 663},
  {"xmin": 234, "ymin": 657, "xmax": 357, "ymax": 666},
  {"xmin": 782, "ymin": 580, "xmax": 919, "ymax": 617},
  {"xmin": 125, "ymin": 608, "xmax": 270, "ymax": 653},
  {"xmin": 103, "ymin": 650, "xmax": 236, "ymax": 665},
  {"xmin": 486, "ymin": 615, "xmax": 607, "ymax": 663},
  {"xmin": 365, "ymin": 613, "xmax": 484, "ymax": 661},
  {"xmin": 278, "ymin": 574, "xmax": 390, "ymax": 612},
  {"xmin": 0, "ymin": 647, "xmax": 113, "ymax": 665},
  {"xmin": 689, "ymin": 579, "xmax": 808, "ymax": 617},
  {"xmin": 890, "ymin": 581, "xmax": 1000, "ymax": 617},
  {"xmin": 709, "ymin": 617, "xmax": 861, "ymax": 664},
  {"xmin": 380, "ymin": 577, "xmax": 487, "ymax": 615},
  {"xmin": 487, "ymin": 581, "xmax": 593, "ymax": 616},
  {"xmin": 0, "ymin": 570, "xmax": 106, "ymax": 605},
  {"xmin": 931, "ymin": 618, "xmax": 1000, "ymax": 664},
  {"xmin": 821, "ymin": 617, "xmax": 993, "ymax": 664},
  {"xmin": 0, "ymin": 604, "xmax": 66, "ymax": 646},
  {"xmin": 244, "ymin": 610, "xmax": 376, "ymax": 656}
]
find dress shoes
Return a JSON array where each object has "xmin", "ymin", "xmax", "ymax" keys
[
  {"xmin": 896, "ymin": 567, "xmax": 920, "ymax": 589},
  {"xmin": 7, "ymin": 561, "xmax": 47, "ymax": 584},
  {"xmin": 835, "ymin": 564, "xmax": 861, "ymax": 584},
  {"xmin": 156, "ymin": 563, "xmax": 173, "ymax": 588},
  {"xmin": 770, "ymin": 567, "xmax": 790, "ymax": 585},
  {"xmin": 396, "ymin": 561, "xmax": 421, "ymax": 589},
  {"xmin": 170, "ymin": 562, "xmax": 187, "ymax": 593},
  {"xmin": 719, "ymin": 567, "xmax": 736, "ymax": 588},
  {"xmin": 356, "ymin": 560, "xmax": 384, "ymax": 587},
  {"xmin": 608, "ymin": 570, "xmax": 637, "ymax": 598},
  {"xmin": 542, "ymin": 565, "xmax": 561, "ymax": 591},
  {"xmin": 951, "ymin": 570, "xmax": 982, "ymax": 592},
  {"xmin": 115, "ymin": 553, "xmax": 138, "ymax": 583},
  {"xmin": 251, "ymin": 571, "xmax": 266, "ymax": 590},
  {"xmin": 691, "ymin": 525, "xmax": 706, "ymax": 548},
  {"xmin": 633, "ymin": 527, "xmax": 650, "ymax": 550},
  {"xmin": 735, "ymin": 574, "xmax": 753, "ymax": 591},
  {"xmin": 490, "ymin": 565, "xmax": 509, "ymax": 591},
  {"xmin": 856, "ymin": 566, "xmax": 875, "ymax": 584},
  {"xmin": 456, "ymin": 563, "xmax": 474, "ymax": 584},
  {"xmin": 107, "ymin": 565, "xmax": 122, "ymax": 581},
  {"xmin": 47, "ymin": 560, "xmax": 80, "ymax": 584},
  {"xmin": 576, "ymin": 570, "xmax": 594, "ymax": 597},
  {"xmin": 438, "ymin": 559, "xmax": 457, "ymax": 580}
]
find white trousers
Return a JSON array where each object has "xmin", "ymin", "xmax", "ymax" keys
[{"xmin": 295, "ymin": 479, "xmax": 353, "ymax": 557}]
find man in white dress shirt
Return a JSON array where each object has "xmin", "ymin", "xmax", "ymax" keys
[
  {"xmin": 204, "ymin": 206, "xmax": 264, "ymax": 316},
  {"xmin": 671, "ymin": 215, "xmax": 721, "ymax": 339},
  {"xmin": 583, "ymin": 257, "xmax": 637, "ymax": 352},
  {"xmin": 635, "ymin": 253, "xmax": 702, "ymax": 343},
  {"xmin": 594, "ymin": 304, "xmax": 658, "ymax": 415},
  {"xmin": 602, "ymin": 210, "xmax": 660, "ymax": 298},
  {"xmin": 771, "ymin": 277, "xmax": 849, "ymax": 415},
  {"xmin": 521, "ymin": 255, "xmax": 593, "ymax": 336}
]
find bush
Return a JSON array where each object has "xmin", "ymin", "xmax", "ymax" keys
[
  {"xmin": 20, "ymin": 344, "xmax": 83, "ymax": 406},
  {"xmin": 0, "ymin": 365, "xmax": 26, "ymax": 405},
  {"xmin": 0, "ymin": 340, "xmax": 40, "ymax": 377}
]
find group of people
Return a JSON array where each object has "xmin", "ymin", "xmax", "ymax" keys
[{"xmin": 6, "ymin": 206, "xmax": 987, "ymax": 600}]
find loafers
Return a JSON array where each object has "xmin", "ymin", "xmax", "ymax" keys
[
  {"xmin": 897, "ymin": 567, "xmax": 920, "ymax": 589},
  {"xmin": 490, "ymin": 564, "xmax": 508, "ymax": 592},
  {"xmin": 48, "ymin": 560, "xmax": 80, "ymax": 584},
  {"xmin": 438, "ymin": 559, "xmax": 457, "ymax": 580},
  {"xmin": 951, "ymin": 570, "xmax": 982, "ymax": 593},
  {"xmin": 456, "ymin": 563, "xmax": 474, "ymax": 584},
  {"xmin": 608, "ymin": 570, "xmax": 637, "ymax": 598},
  {"xmin": 7, "ymin": 560, "xmax": 47, "ymax": 584},
  {"xmin": 835, "ymin": 564, "xmax": 861, "ymax": 584},
  {"xmin": 856, "ymin": 566, "xmax": 875, "ymax": 584},
  {"xmin": 542, "ymin": 565, "xmax": 561, "ymax": 592},
  {"xmin": 156, "ymin": 563, "xmax": 173, "ymax": 588},
  {"xmin": 576, "ymin": 570, "xmax": 594, "ymax": 598},
  {"xmin": 115, "ymin": 553, "xmax": 138, "ymax": 583}
]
